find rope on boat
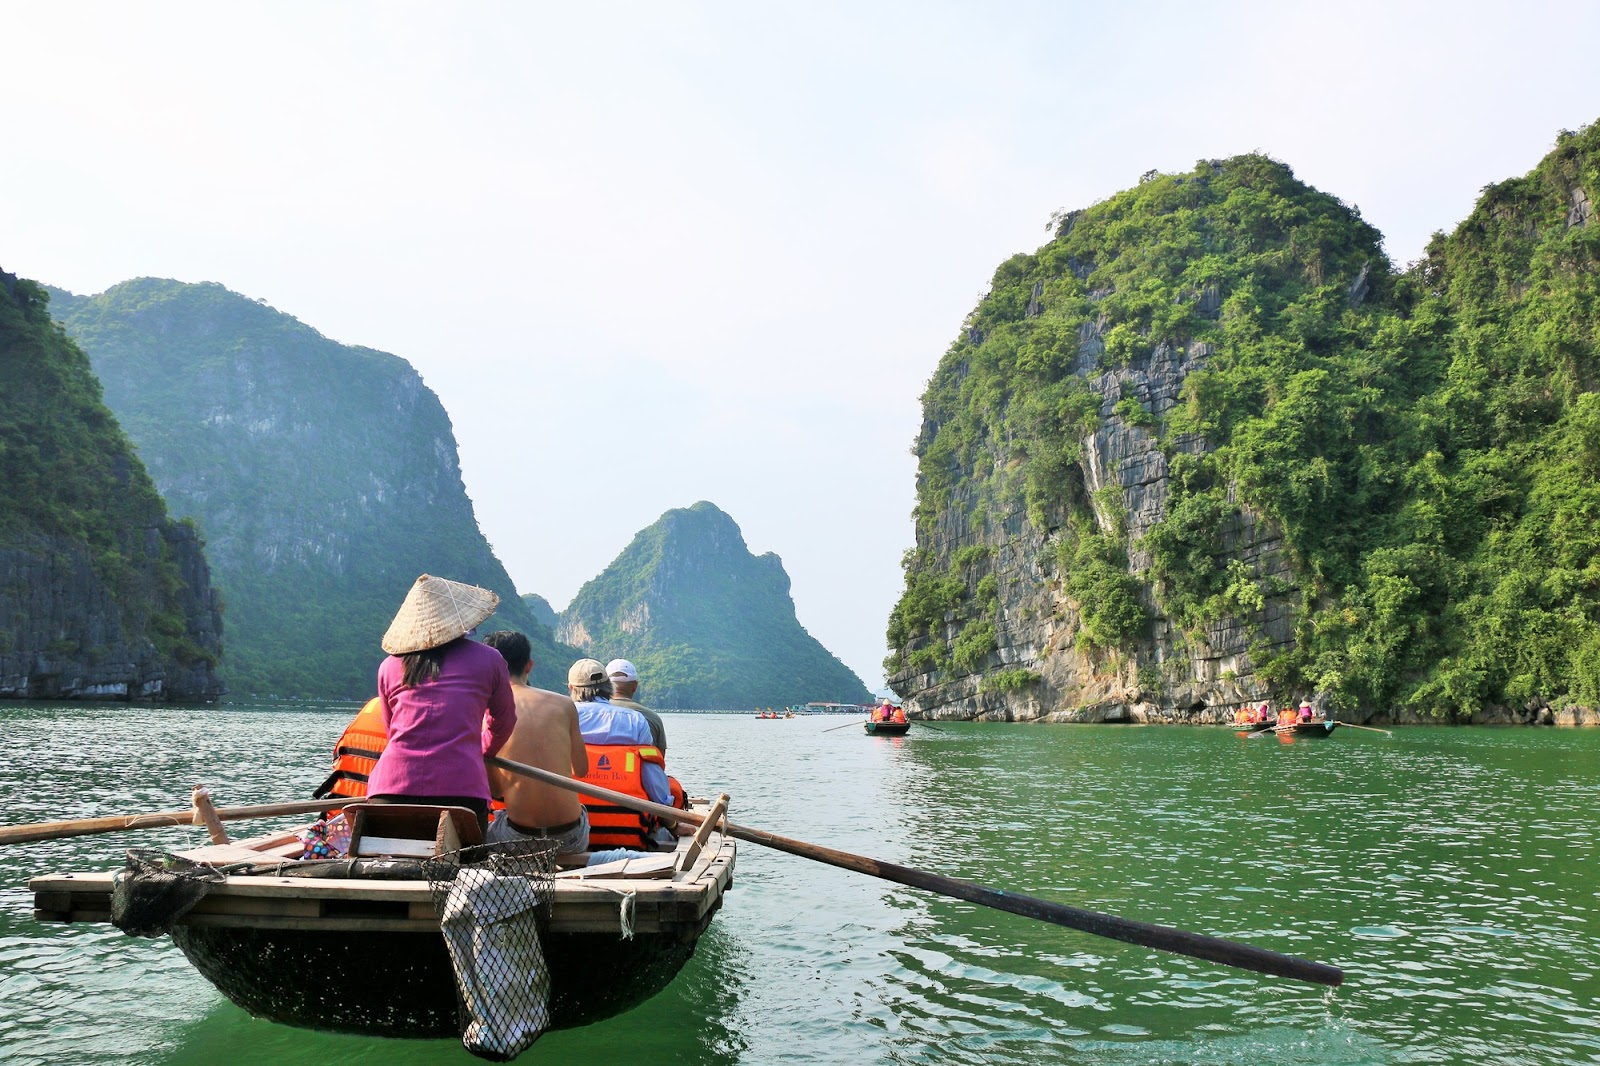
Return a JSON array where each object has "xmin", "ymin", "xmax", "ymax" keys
[{"xmin": 563, "ymin": 881, "xmax": 639, "ymax": 939}]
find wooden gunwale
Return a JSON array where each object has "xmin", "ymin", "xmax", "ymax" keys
[{"xmin": 30, "ymin": 808, "xmax": 735, "ymax": 936}]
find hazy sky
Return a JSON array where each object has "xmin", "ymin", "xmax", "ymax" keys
[{"xmin": 4, "ymin": 2, "xmax": 1597, "ymax": 687}]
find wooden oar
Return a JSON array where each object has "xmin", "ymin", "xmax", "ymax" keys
[
  {"xmin": 821, "ymin": 718, "xmax": 869, "ymax": 733},
  {"xmin": 0, "ymin": 797, "xmax": 357, "ymax": 846},
  {"xmin": 910, "ymin": 718, "xmax": 947, "ymax": 733},
  {"xmin": 488, "ymin": 756, "xmax": 1343, "ymax": 987},
  {"xmin": 1335, "ymin": 721, "xmax": 1394, "ymax": 736}
]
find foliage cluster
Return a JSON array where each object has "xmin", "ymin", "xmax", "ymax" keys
[{"xmin": 889, "ymin": 122, "xmax": 1600, "ymax": 718}]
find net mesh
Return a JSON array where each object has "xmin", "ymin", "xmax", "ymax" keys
[
  {"xmin": 109, "ymin": 849, "xmax": 230, "ymax": 938},
  {"xmin": 424, "ymin": 840, "xmax": 561, "ymax": 1061}
]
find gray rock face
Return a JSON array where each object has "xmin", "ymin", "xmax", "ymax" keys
[
  {"xmin": 0, "ymin": 268, "xmax": 224, "ymax": 703},
  {"xmin": 890, "ymin": 333, "xmax": 1299, "ymax": 724},
  {"xmin": 1569, "ymin": 185, "xmax": 1591, "ymax": 229},
  {"xmin": 0, "ymin": 525, "xmax": 223, "ymax": 701}
]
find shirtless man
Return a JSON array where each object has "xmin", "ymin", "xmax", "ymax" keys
[{"xmin": 481, "ymin": 631, "xmax": 590, "ymax": 853}]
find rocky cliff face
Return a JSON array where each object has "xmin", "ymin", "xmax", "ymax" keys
[
  {"xmin": 559, "ymin": 501, "xmax": 870, "ymax": 708},
  {"xmin": 893, "ymin": 333, "xmax": 1300, "ymax": 725},
  {"xmin": 0, "ymin": 270, "xmax": 223, "ymax": 701},
  {"xmin": 0, "ymin": 523, "xmax": 223, "ymax": 700},
  {"xmin": 49, "ymin": 278, "xmax": 575, "ymax": 698},
  {"xmin": 890, "ymin": 128, "xmax": 1600, "ymax": 725}
]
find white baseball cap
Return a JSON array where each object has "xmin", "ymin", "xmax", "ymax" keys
[{"xmin": 606, "ymin": 658, "xmax": 639, "ymax": 682}]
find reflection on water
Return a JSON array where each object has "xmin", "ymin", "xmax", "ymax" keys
[{"xmin": 0, "ymin": 705, "xmax": 1597, "ymax": 1064}]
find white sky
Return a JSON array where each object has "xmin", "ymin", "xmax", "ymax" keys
[{"xmin": 4, "ymin": 2, "xmax": 1597, "ymax": 687}]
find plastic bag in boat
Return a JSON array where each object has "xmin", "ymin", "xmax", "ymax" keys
[{"xmin": 426, "ymin": 844, "xmax": 559, "ymax": 1061}]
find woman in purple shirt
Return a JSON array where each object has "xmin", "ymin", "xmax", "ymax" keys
[{"xmin": 367, "ymin": 574, "xmax": 517, "ymax": 836}]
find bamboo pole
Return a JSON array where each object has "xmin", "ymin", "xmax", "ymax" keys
[
  {"xmin": 1335, "ymin": 721, "xmax": 1395, "ymax": 736},
  {"xmin": 0, "ymin": 797, "xmax": 356, "ymax": 846}
]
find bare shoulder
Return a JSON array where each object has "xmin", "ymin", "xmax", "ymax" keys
[{"xmin": 514, "ymin": 686, "xmax": 577, "ymax": 718}]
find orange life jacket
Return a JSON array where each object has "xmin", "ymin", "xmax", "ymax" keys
[
  {"xmin": 578, "ymin": 743, "xmax": 665, "ymax": 849},
  {"xmin": 312, "ymin": 698, "xmax": 508, "ymax": 814},
  {"xmin": 313, "ymin": 698, "xmax": 388, "ymax": 799}
]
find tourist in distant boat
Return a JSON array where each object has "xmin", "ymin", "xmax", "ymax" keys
[
  {"xmin": 607, "ymin": 658, "xmax": 667, "ymax": 751},
  {"xmin": 568, "ymin": 659, "xmax": 682, "ymax": 848},
  {"xmin": 367, "ymin": 574, "xmax": 516, "ymax": 838},
  {"xmin": 481, "ymin": 631, "xmax": 590, "ymax": 854}
]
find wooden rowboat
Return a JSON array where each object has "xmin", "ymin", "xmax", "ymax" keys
[
  {"xmin": 29, "ymin": 799, "xmax": 736, "ymax": 1038},
  {"xmin": 1273, "ymin": 719, "xmax": 1340, "ymax": 739},
  {"xmin": 864, "ymin": 720, "xmax": 910, "ymax": 736}
]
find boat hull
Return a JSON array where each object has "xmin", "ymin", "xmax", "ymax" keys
[
  {"xmin": 864, "ymin": 721, "xmax": 910, "ymax": 736},
  {"xmin": 172, "ymin": 922, "xmax": 705, "ymax": 1037},
  {"xmin": 1276, "ymin": 721, "xmax": 1340, "ymax": 739},
  {"xmin": 31, "ymin": 799, "xmax": 736, "ymax": 1040}
]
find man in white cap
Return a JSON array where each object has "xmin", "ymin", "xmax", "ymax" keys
[
  {"xmin": 606, "ymin": 658, "xmax": 666, "ymax": 751},
  {"xmin": 567, "ymin": 659, "xmax": 678, "ymax": 849}
]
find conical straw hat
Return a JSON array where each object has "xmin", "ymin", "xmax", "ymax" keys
[{"xmin": 381, "ymin": 574, "xmax": 500, "ymax": 654}]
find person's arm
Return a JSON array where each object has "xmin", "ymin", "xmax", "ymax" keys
[
  {"xmin": 641, "ymin": 763, "xmax": 672, "ymax": 807},
  {"xmin": 632, "ymin": 712, "xmax": 674, "ymax": 809},
  {"xmin": 481, "ymin": 657, "xmax": 517, "ymax": 757},
  {"xmin": 376, "ymin": 659, "xmax": 396, "ymax": 730},
  {"xmin": 567, "ymin": 703, "xmax": 588, "ymax": 778}
]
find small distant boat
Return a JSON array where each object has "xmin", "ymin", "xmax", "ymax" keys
[
  {"xmin": 864, "ymin": 720, "xmax": 910, "ymax": 736},
  {"xmin": 1274, "ymin": 719, "xmax": 1340, "ymax": 739}
]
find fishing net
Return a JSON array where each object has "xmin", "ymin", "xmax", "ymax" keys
[
  {"xmin": 110, "ymin": 849, "xmax": 230, "ymax": 937},
  {"xmin": 424, "ymin": 840, "xmax": 561, "ymax": 1061}
]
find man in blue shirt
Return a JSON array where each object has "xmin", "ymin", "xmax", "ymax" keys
[{"xmin": 566, "ymin": 658, "xmax": 673, "ymax": 810}]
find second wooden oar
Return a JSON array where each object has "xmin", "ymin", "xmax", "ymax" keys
[
  {"xmin": 0, "ymin": 797, "xmax": 357, "ymax": 846},
  {"xmin": 821, "ymin": 718, "xmax": 869, "ymax": 733},
  {"xmin": 1335, "ymin": 721, "xmax": 1394, "ymax": 736},
  {"xmin": 488, "ymin": 756, "xmax": 1343, "ymax": 987}
]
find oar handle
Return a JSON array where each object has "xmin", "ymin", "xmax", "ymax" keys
[
  {"xmin": 0, "ymin": 797, "xmax": 358, "ymax": 846},
  {"xmin": 487, "ymin": 757, "xmax": 1343, "ymax": 987}
]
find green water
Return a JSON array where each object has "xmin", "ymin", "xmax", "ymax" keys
[{"xmin": 1, "ymin": 705, "xmax": 1596, "ymax": 1064}]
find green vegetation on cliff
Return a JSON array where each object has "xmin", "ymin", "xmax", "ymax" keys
[
  {"xmin": 50, "ymin": 279, "xmax": 576, "ymax": 698},
  {"xmin": 0, "ymin": 271, "xmax": 221, "ymax": 693},
  {"xmin": 890, "ymin": 122, "xmax": 1600, "ymax": 719},
  {"xmin": 560, "ymin": 502, "xmax": 870, "ymax": 708}
]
